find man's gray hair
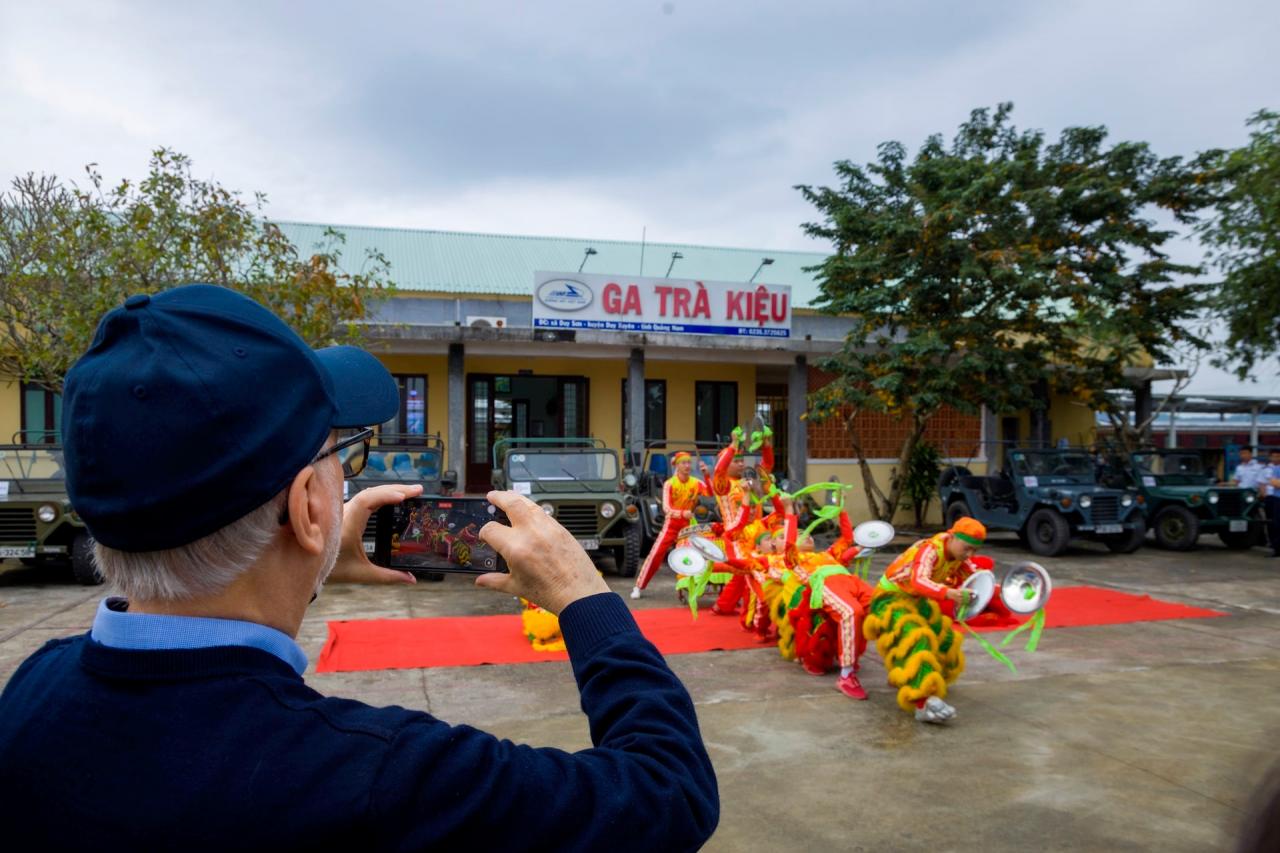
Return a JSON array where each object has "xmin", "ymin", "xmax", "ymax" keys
[{"xmin": 93, "ymin": 492, "xmax": 285, "ymax": 601}]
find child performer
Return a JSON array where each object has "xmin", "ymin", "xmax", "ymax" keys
[{"xmin": 631, "ymin": 452, "xmax": 709, "ymax": 600}]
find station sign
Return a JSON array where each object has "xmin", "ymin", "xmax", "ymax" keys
[{"xmin": 533, "ymin": 271, "xmax": 791, "ymax": 338}]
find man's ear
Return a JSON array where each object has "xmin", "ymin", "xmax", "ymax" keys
[{"xmin": 285, "ymin": 466, "xmax": 327, "ymax": 556}]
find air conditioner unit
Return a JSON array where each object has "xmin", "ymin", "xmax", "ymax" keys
[{"xmin": 467, "ymin": 315, "xmax": 507, "ymax": 329}]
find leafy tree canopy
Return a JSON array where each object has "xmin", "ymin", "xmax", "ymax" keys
[
  {"xmin": 1198, "ymin": 109, "xmax": 1280, "ymax": 377},
  {"xmin": 797, "ymin": 104, "xmax": 1216, "ymax": 519},
  {"xmin": 0, "ymin": 148, "xmax": 393, "ymax": 393}
]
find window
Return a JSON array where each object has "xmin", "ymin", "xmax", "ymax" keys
[
  {"xmin": 20, "ymin": 382, "xmax": 62, "ymax": 444},
  {"xmin": 695, "ymin": 381, "xmax": 737, "ymax": 444},
  {"xmin": 382, "ymin": 375, "xmax": 428, "ymax": 441},
  {"xmin": 621, "ymin": 379, "xmax": 667, "ymax": 447}
]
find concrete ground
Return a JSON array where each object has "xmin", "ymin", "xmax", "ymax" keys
[{"xmin": 3, "ymin": 536, "xmax": 1279, "ymax": 851}]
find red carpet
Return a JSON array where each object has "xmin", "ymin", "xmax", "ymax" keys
[{"xmin": 315, "ymin": 585, "xmax": 1227, "ymax": 674}]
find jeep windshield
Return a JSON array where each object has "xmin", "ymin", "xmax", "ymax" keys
[
  {"xmin": 0, "ymin": 440, "xmax": 67, "ymax": 481},
  {"xmin": 359, "ymin": 448, "xmax": 442, "ymax": 483},
  {"xmin": 1011, "ymin": 451, "xmax": 1096, "ymax": 483},
  {"xmin": 1133, "ymin": 452, "xmax": 1212, "ymax": 485},
  {"xmin": 506, "ymin": 450, "xmax": 619, "ymax": 486}
]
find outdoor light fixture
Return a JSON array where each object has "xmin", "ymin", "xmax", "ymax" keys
[
  {"xmin": 665, "ymin": 251, "xmax": 683, "ymax": 278},
  {"xmin": 578, "ymin": 247, "xmax": 598, "ymax": 273},
  {"xmin": 748, "ymin": 257, "xmax": 775, "ymax": 283}
]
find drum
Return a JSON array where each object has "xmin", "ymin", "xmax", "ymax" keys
[
  {"xmin": 667, "ymin": 545, "xmax": 708, "ymax": 577},
  {"xmin": 1000, "ymin": 562, "xmax": 1053, "ymax": 614},
  {"xmin": 957, "ymin": 569, "xmax": 996, "ymax": 620},
  {"xmin": 677, "ymin": 523, "xmax": 716, "ymax": 542},
  {"xmin": 852, "ymin": 520, "xmax": 895, "ymax": 550},
  {"xmin": 687, "ymin": 535, "xmax": 725, "ymax": 564}
]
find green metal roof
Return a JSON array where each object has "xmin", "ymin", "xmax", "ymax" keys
[{"xmin": 274, "ymin": 220, "xmax": 831, "ymax": 308}]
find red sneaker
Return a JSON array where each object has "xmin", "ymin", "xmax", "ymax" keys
[{"xmin": 836, "ymin": 673, "xmax": 868, "ymax": 700}]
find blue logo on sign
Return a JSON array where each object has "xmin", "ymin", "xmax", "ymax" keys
[{"xmin": 536, "ymin": 279, "xmax": 594, "ymax": 312}]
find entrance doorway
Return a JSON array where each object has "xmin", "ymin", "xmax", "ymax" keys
[{"xmin": 466, "ymin": 374, "xmax": 589, "ymax": 491}]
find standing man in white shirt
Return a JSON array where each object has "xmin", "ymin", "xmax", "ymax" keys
[
  {"xmin": 1227, "ymin": 446, "xmax": 1266, "ymax": 489},
  {"xmin": 1262, "ymin": 448, "xmax": 1280, "ymax": 558}
]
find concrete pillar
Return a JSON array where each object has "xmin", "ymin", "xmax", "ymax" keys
[
  {"xmin": 448, "ymin": 343, "xmax": 465, "ymax": 481},
  {"xmin": 1133, "ymin": 381, "xmax": 1153, "ymax": 442},
  {"xmin": 1250, "ymin": 406, "xmax": 1260, "ymax": 448},
  {"xmin": 980, "ymin": 404, "xmax": 997, "ymax": 464},
  {"xmin": 627, "ymin": 348, "xmax": 645, "ymax": 467},
  {"xmin": 1168, "ymin": 405, "xmax": 1178, "ymax": 449},
  {"xmin": 788, "ymin": 355, "xmax": 808, "ymax": 486}
]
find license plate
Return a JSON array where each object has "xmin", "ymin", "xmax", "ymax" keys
[
  {"xmin": 1229, "ymin": 520, "xmax": 1248, "ymax": 532},
  {"xmin": 576, "ymin": 538, "xmax": 600, "ymax": 551},
  {"xmin": 363, "ymin": 540, "xmax": 376, "ymax": 554},
  {"xmin": 1096, "ymin": 524, "xmax": 1123, "ymax": 535},
  {"xmin": 0, "ymin": 546, "xmax": 35, "ymax": 558}
]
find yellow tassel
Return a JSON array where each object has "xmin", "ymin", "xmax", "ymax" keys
[
  {"xmin": 896, "ymin": 671, "xmax": 949, "ymax": 711},
  {"xmin": 887, "ymin": 650, "xmax": 944, "ymax": 687}
]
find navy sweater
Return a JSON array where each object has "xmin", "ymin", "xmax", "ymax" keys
[{"xmin": 0, "ymin": 593, "xmax": 718, "ymax": 851}]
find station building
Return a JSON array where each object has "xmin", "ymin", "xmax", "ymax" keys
[{"xmin": 0, "ymin": 221, "xmax": 1113, "ymax": 524}]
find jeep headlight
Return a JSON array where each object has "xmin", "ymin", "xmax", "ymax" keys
[
  {"xmin": 622, "ymin": 473, "xmax": 637, "ymax": 489},
  {"xmin": 600, "ymin": 502, "xmax": 618, "ymax": 519},
  {"xmin": 37, "ymin": 504, "xmax": 59, "ymax": 523},
  {"xmin": 1246, "ymin": 492, "xmax": 1256, "ymax": 503},
  {"xmin": 1079, "ymin": 495, "xmax": 1093, "ymax": 509},
  {"xmin": 1207, "ymin": 492, "xmax": 1219, "ymax": 505},
  {"xmin": 539, "ymin": 502, "xmax": 555, "ymax": 517},
  {"xmin": 1121, "ymin": 494, "xmax": 1134, "ymax": 507}
]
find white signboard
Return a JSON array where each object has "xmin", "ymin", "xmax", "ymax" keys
[{"xmin": 533, "ymin": 271, "xmax": 792, "ymax": 338}]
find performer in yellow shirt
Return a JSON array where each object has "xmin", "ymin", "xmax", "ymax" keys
[
  {"xmin": 631, "ymin": 452, "xmax": 709, "ymax": 599},
  {"xmin": 863, "ymin": 517, "xmax": 987, "ymax": 724}
]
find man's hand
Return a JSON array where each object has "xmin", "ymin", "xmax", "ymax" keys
[
  {"xmin": 328, "ymin": 484, "xmax": 422, "ymax": 585},
  {"xmin": 698, "ymin": 460, "xmax": 712, "ymax": 479},
  {"xmin": 475, "ymin": 490, "xmax": 611, "ymax": 614},
  {"xmin": 945, "ymin": 587, "xmax": 973, "ymax": 604}
]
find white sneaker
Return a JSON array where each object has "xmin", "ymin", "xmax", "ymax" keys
[
  {"xmin": 629, "ymin": 587, "xmax": 642, "ymax": 600},
  {"xmin": 914, "ymin": 696, "xmax": 956, "ymax": 724}
]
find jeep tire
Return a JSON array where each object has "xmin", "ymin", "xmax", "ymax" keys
[
  {"xmin": 1103, "ymin": 517, "xmax": 1147, "ymax": 554},
  {"xmin": 617, "ymin": 522, "xmax": 642, "ymax": 578},
  {"xmin": 70, "ymin": 531, "xmax": 103, "ymax": 586},
  {"xmin": 945, "ymin": 499, "xmax": 973, "ymax": 529},
  {"xmin": 1025, "ymin": 508, "xmax": 1071, "ymax": 557},
  {"xmin": 1153, "ymin": 505, "xmax": 1200, "ymax": 551}
]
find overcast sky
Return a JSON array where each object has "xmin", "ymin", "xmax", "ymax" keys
[{"xmin": 2, "ymin": 0, "xmax": 1276, "ymax": 395}]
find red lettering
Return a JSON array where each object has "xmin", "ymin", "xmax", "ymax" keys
[
  {"xmin": 770, "ymin": 292, "xmax": 788, "ymax": 323},
  {"xmin": 622, "ymin": 284, "xmax": 642, "ymax": 316},
  {"xmin": 692, "ymin": 283, "xmax": 711, "ymax": 318},
  {"xmin": 603, "ymin": 282, "xmax": 622, "ymax": 314},
  {"xmin": 725, "ymin": 290, "xmax": 744, "ymax": 321},
  {"xmin": 672, "ymin": 287, "xmax": 691, "ymax": 318},
  {"xmin": 654, "ymin": 285, "xmax": 672, "ymax": 316},
  {"xmin": 753, "ymin": 286, "xmax": 768, "ymax": 327}
]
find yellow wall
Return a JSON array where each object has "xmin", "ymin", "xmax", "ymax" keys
[
  {"xmin": 375, "ymin": 355, "xmax": 450, "ymax": 445},
  {"xmin": 0, "ymin": 381, "xmax": 19, "ymax": 443},
  {"xmin": 807, "ymin": 459, "xmax": 989, "ymax": 528},
  {"xmin": 646, "ymin": 359, "xmax": 756, "ymax": 443},
  {"xmin": 996, "ymin": 392, "xmax": 1098, "ymax": 450}
]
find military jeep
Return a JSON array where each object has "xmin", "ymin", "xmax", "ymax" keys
[
  {"xmin": 1105, "ymin": 449, "xmax": 1261, "ymax": 550},
  {"xmin": 622, "ymin": 440, "xmax": 724, "ymax": 551},
  {"xmin": 939, "ymin": 448, "xmax": 1146, "ymax": 557},
  {"xmin": 0, "ymin": 433, "xmax": 98, "ymax": 584},
  {"xmin": 492, "ymin": 437, "xmax": 642, "ymax": 576},
  {"xmin": 350, "ymin": 432, "xmax": 456, "ymax": 579}
]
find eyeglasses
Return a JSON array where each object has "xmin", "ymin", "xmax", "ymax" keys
[{"xmin": 312, "ymin": 427, "xmax": 374, "ymax": 480}]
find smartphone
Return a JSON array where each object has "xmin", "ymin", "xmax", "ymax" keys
[{"xmin": 373, "ymin": 497, "xmax": 509, "ymax": 574}]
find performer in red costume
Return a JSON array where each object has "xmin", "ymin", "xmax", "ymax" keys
[
  {"xmin": 631, "ymin": 452, "xmax": 709, "ymax": 600},
  {"xmin": 707, "ymin": 427, "xmax": 778, "ymax": 616}
]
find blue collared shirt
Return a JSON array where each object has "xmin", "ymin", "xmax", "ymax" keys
[
  {"xmin": 1235, "ymin": 459, "xmax": 1266, "ymax": 490},
  {"xmin": 90, "ymin": 597, "xmax": 308, "ymax": 675}
]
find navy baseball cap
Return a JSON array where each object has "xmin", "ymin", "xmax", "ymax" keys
[{"xmin": 62, "ymin": 284, "xmax": 399, "ymax": 551}]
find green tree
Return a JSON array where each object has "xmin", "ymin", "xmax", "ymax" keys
[
  {"xmin": 0, "ymin": 149, "xmax": 393, "ymax": 393},
  {"xmin": 798, "ymin": 104, "xmax": 1215, "ymax": 520},
  {"xmin": 1198, "ymin": 109, "xmax": 1280, "ymax": 377}
]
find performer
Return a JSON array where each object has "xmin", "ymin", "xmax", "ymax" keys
[
  {"xmin": 704, "ymin": 429, "xmax": 763, "ymax": 616},
  {"xmin": 863, "ymin": 517, "xmax": 987, "ymax": 724},
  {"xmin": 631, "ymin": 452, "xmax": 708, "ymax": 599}
]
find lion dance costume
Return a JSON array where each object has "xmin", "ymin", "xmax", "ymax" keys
[{"xmin": 863, "ymin": 517, "xmax": 988, "ymax": 723}]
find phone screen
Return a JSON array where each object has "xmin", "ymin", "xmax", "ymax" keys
[{"xmin": 374, "ymin": 497, "xmax": 508, "ymax": 574}]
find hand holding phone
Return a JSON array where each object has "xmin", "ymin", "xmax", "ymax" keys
[
  {"xmin": 475, "ymin": 490, "xmax": 611, "ymax": 615},
  {"xmin": 373, "ymin": 496, "xmax": 510, "ymax": 575}
]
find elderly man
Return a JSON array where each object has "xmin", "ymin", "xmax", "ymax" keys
[{"xmin": 0, "ymin": 285, "xmax": 718, "ymax": 850}]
